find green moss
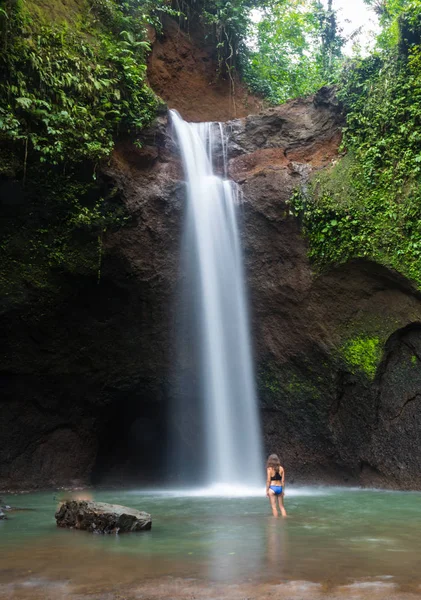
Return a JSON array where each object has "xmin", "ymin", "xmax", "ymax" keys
[
  {"xmin": 341, "ymin": 335, "xmax": 382, "ymax": 379},
  {"xmin": 259, "ymin": 365, "xmax": 281, "ymax": 395},
  {"xmin": 24, "ymin": 0, "xmax": 88, "ymax": 24},
  {"xmin": 290, "ymin": 150, "xmax": 421, "ymax": 287},
  {"xmin": 411, "ymin": 354, "xmax": 417, "ymax": 366},
  {"xmin": 289, "ymin": 11, "xmax": 421, "ymax": 288},
  {"xmin": 260, "ymin": 368, "xmax": 321, "ymax": 401},
  {"xmin": 285, "ymin": 373, "xmax": 322, "ymax": 399},
  {"xmin": 258, "ymin": 361, "xmax": 328, "ymax": 409},
  {"xmin": 0, "ymin": 160, "xmax": 130, "ymax": 300}
]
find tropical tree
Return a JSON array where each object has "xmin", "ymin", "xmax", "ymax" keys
[
  {"xmin": 314, "ymin": 0, "xmax": 344, "ymax": 77},
  {"xmin": 242, "ymin": 0, "xmax": 345, "ymax": 103}
]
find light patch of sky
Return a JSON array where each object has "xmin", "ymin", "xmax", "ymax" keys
[
  {"xmin": 251, "ymin": 1, "xmax": 380, "ymax": 56},
  {"xmin": 327, "ymin": 0, "xmax": 380, "ymax": 55}
]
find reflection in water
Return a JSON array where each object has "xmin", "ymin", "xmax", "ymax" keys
[
  {"xmin": 1, "ymin": 487, "xmax": 421, "ymax": 599},
  {"xmin": 207, "ymin": 515, "xmax": 266, "ymax": 582},
  {"xmin": 266, "ymin": 518, "xmax": 288, "ymax": 582}
]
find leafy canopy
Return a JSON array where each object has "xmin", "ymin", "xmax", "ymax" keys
[
  {"xmin": 242, "ymin": 0, "xmax": 345, "ymax": 103},
  {"xmin": 0, "ymin": 0, "xmax": 172, "ymax": 165},
  {"xmin": 290, "ymin": 0, "xmax": 421, "ymax": 286},
  {"xmin": 178, "ymin": 0, "xmax": 346, "ymax": 104}
]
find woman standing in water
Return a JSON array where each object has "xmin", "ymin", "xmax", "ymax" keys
[{"xmin": 266, "ymin": 454, "xmax": 287, "ymax": 518}]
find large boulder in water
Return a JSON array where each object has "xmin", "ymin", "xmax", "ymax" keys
[{"xmin": 55, "ymin": 500, "xmax": 151, "ymax": 534}]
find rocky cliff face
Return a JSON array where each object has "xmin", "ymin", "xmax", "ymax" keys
[
  {"xmin": 2, "ymin": 87, "xmax": 421, "ymax": 491},
  {"xmin": 147, "ymin": 16, "xmax": 264, "ymax": 122}
]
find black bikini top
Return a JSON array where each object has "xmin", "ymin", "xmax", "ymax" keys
[{"xmin": 271, "ymin": 469, "xmax": 282, "ymax": 482}]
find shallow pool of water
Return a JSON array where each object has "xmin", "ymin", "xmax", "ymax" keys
[{"xmin": 1, "ymin": 487, "xmax": 421, "ymax": 599}]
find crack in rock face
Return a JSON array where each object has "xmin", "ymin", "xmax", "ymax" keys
[{"xmin": 389, "ymin": 393, "xmax": 421, "ymax": 422}]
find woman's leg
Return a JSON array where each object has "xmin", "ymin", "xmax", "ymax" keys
[
  {"xmin": 268, "ymin": 489, "xmax": 278, "ymax": 517},
  {"xmin": 277, "ymin": 493, "xmax": 287, "ymax": 518}
]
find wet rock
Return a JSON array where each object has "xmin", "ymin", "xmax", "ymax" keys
[
  {"xmin": 55, "ymin": 500, "xmax": 152, "ymax": 534},
  {"xmin": 3, "ymin": 71, "xmax": 421, "ymax": 492},
  {"xmin": 0, "ymin": 509, "xmax": 5, "ymax": 520},
  {"xmin": 227, "ymin": 87, "xmax": 343, "ymax": 159},
  {"xmin": 0, "ymin": 76, "xmax": 344, "ymax": 492}
]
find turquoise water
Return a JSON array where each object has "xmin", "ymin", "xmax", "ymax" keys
[{"xmin": 1, "ymin": 487, "xmax": 421, "ymax": 598}]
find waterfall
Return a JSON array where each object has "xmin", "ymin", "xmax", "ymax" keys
[{"xmin": 171, "ymin": 110, "xmax": 263, "ymax": 488}]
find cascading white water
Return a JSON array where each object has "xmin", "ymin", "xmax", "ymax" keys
[{"xmin": 171, "ymin": 110, "xmax": 263, "ymax": 487}]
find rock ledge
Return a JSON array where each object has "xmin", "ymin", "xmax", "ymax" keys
[{"xmin": 55, "ymin": 500, "xmax": 152, "ymax": 534}]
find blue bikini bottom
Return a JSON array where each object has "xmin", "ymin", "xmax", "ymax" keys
[{"xmin": 269, "ymin": 485, "xmax": 283, "ymax": 496}]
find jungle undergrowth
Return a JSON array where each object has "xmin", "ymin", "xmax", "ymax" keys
[
  {"xmin": 0, "ymin": 0, "xmax": 174, "ymax": 291},
  {"xmin": 289, "ymin": 1, "xmax": 421, "ymax": 287}
]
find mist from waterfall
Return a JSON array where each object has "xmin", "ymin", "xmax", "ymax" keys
[{"xmin": 171, "ymin": 110, "xmax": 263, "ymax": 487}]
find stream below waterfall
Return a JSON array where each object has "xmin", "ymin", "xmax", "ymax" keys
[{"xmin": 2, "ymin": 487, "xmax": 421, "ymax": 599}]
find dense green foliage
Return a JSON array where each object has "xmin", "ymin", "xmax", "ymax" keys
[
  {"xmin": 199, "ymin": 0, "xmax": 252, "ymax": 68},
  {"xmin": 0, "ymin": 0, "xmax": 172, "ymax": 292},
  {"xmin": 178, "ymin": 0, "xmax": 345, "ymax": 104},
  {"xmin": 290, "ymin": 0, "xmax": 421, "ymax": 286},
  {"xmin": 0, "ymin": 0, "xmax": 166, "ymax": 165},
  {"xmin": 243, "ymin": 0, "xmax": 345, "ymax": 103},
  {"xmin": 365, "ymin": 0, "xmax": 421, "ymax": 49}
]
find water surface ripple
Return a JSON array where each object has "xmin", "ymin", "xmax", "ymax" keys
[{"xmin": 1, "ymin": 487, "xmax": 421, "ymax": 598}]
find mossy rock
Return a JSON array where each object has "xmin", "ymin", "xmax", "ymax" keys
[
  {"xmin": 24, "ymin": 0, "xmax": 88, "ymax": 24},
  {"xmin": 340, "ymin": 335, "xmax": 382, "ymax": 380}
]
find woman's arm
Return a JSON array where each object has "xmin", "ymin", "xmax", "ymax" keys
[
  {"xmin": 281, "ymin": 467, "xmax": 285, "ymax": 495},
  {"xmin": 266, "ymin": 468, "xmax": 271, "ymax": 497}
]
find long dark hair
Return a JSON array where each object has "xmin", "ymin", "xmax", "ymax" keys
[{"xmin": 266, "ymin": 454, "xmax": 281, "ymax": 472}]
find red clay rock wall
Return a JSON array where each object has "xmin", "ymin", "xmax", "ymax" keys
[{"xmin": 147, "ymin": 16, "xmax": 264, "ymax": 122}]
